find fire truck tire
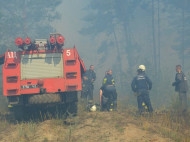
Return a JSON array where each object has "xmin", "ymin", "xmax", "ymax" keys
[
  {"xmin": 9, "ymin": 106, "xmax": 25, "ymax": 121},
  {"xmin": 28, "ymin": 94, "xmax": 61, "ymax": 104},
  {"xmin": 66, "ymin": 101, "xmax": 78, "ymax": 116}
]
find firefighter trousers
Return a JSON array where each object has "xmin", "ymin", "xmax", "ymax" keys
[
  {"xmin": 81, "ymin": 84, "xmax": 94, "ymax": 101},
  {"xmin": 137, "ymin": 92, "xmax": 153, "ymax": 113},
  {"xmin": 101, "ymin": 88, "xmax": 117, "ymax": 111},
  {"xmin": 179, "ymin": 92, "xmax": 187, "ymax": 112}
]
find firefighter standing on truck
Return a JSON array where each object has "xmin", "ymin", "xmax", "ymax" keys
[
  {"xmin": 81, "ymin": 65, "xmax": 96, "ymax": 104},
  {"xmin": 172, "ymin": 65, "xmax": 188, "ymax": 114},
  {"xmin": 99, "ymin": 69, "xmax": 117, "ymax": 111},
  {"xmin": 131, "ymin": 65, "xmax": 153, "ymax": 114}
]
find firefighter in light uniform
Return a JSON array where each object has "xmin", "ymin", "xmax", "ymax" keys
[
  {"xmin": 172, "ymin": 65, "xmax": 188, "ymax": 113},
  {"xmin": 81, "ymin": 65, "xmax": 96, "ymax": 104},
  {"xmin": 131, "ymin": 65, "xmax": 153, "ymax": 114},
  {"xmin": 99, "ymin": 70, "xmax": 117, "ymax": 111}
]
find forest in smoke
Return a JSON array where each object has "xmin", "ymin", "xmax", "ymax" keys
[{"xmin": 0, "ymin": 0, "xmax": 190, "ymax": 108}]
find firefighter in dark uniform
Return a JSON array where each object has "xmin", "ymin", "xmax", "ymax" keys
[
  {"xmin": 172, "ymin": 65, "xmax": 188, "ymax": 113},
  {"xmin": 131, "ymin": 65, "xmax": 153, "ymax": 114},
  {"xmin": 81, "ymin": 65, "xmax": 96, "ymax": 103},
  {"xmin": 99, "ymin": 69, "xmax": 117, "ymax": 111}
]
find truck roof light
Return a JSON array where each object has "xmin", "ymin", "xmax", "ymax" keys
[
  {"xmin": 56, "ymin": 36, "xmax": 64, "ymax": 44},
  {"xmin": 15, "ymin": 37, "xmax": 23, "ymax": 46},
  {"xmin": 49, "ymin": 36, "xmax": 56, "ymax": 44},
  {"xmin": 24, "ymin": 37, "xmax": 31, "ymax": 45}
]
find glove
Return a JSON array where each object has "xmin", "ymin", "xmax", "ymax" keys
[
  {"xmin": 134, "ymin": 92, "xmax": 138, "ymax": 96},
  {"xmin": 134, "ymin": 92, "xmax": 140, "ymax": 96},
  {"xmin": 172, "ymin": 82, "xmax": 176, "ymax": 86},
  {"xmin": 132, "ymin": 88, "xmax": 137, "ymax": 92}
]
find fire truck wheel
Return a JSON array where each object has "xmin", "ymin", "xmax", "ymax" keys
[
  {"xmin": 66, "ymin": 101, "xmax": 78, "ymax": 117},
  {"xmin": 10, "ymin": 106, "xmax": 25, "ymax": 121}
]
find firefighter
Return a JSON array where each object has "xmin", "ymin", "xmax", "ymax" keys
[
  {"xmin": 131, "ymin": 65, "xmax": 153, "ymax": 114},
  {"xmin": 81, "ymin": 65, "xmax": 96, "ymax": 104},
  {"xmin": 99, "ymin": 69, "xmax": 117, "ymax": 111},
  {"xmin": 172, "ymin": 65, "xmax": 188, "ymax": 113}
]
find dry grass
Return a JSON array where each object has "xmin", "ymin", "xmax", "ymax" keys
[
  {"xmin": 0, "ymin": 97, "xmax": 189, "ymax": 142},
  {"xmin": 131, "ymin": 109, "xmax": 190, "ymax": 142}
]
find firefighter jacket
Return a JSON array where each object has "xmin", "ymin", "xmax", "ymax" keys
[
  {"xmin": 101, "ymin": 74, "xmax": 116, "ymax": 99},
  {"xmin": 131, "ymin": 72, "xmax": 152, "ymax": 93},
  {"xmin": 172, "ymin": 72, "xmax": 188, "ymax": 93},
  {"xmin": 83, "ymin": 69, "xmax": 96, "ymax": 86},
  {"xmin": 102, "ymin": 74, "xmax": 115, "ymax": 86}
]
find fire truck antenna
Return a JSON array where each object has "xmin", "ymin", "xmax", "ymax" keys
[{"xmin": 23, "ymin": 0, "xmax": 28, "ymax": 37}]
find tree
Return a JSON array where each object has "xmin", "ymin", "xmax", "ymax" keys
[
  {"xmin": 0, "ymin": 0, "xmax": 61, "ymax": 53},
  {"xmin": 157, "ymin": 0, "xmax": 161, "ymax": 74},
  {"xmin": 80, "ymin": 0, "xmax": 142, "ymax": 93},
  {"xmin": 152, "ymin": 0, "xmax": 157, "ymax": 76},
  {"xmin": 164, "ymin": 0, "xmax": 190, "ymax": 70},
  {"xmin": 0, "ymin": 0, "xmax": 62, "ymax": 95}
]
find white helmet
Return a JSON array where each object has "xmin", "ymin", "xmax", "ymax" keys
[
  {"xmin": 90, "ymin": 105, "xmax": 97, "ymax": 112},
  {"xmin": 138, "ymin": 65, "xmax": 146, "ymax": 71}
]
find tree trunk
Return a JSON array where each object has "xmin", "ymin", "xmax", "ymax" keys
[
  {"xmin": 182, "ymin": 0, "xmax": 185, "ymax": 70},
  {"xmin": 157, "ymin": 0, "xmax": 161, "ymax": 74},
  {"xmin": 113, "ymin": 28, "xmax": 123, "ymax": 89},
  {"xmin": 152, "ymin": 0, "xmax": 157, "ymax": 76}
]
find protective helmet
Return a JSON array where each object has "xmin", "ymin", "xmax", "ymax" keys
[
  {"xmin": 138, "ymin": 65, "xmax": 146, "ymax": 71},
  {"xmin": 142, "ymin": 102, "xmax": 145, "ymax": 106},
  {"xmin": 90, "ymin": 105, "xmax": 97, "ymax": 112}
]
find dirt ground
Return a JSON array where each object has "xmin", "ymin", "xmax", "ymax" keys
[{"xmin": 0, "ymin": 110, "xmax": 176, "ymax": 142}]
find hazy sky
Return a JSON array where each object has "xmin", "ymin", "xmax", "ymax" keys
[{"xmin": 52, "ymin": 0, "xmax": 91, "ymax": 50}]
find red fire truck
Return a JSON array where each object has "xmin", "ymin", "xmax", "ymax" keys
[{"xmin": 0, "ymin": 33, "xmax": 86, "ymax": 117}]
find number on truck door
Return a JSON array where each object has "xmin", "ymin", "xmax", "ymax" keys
[{"xmin": 66, "ymin": 50, "xmax": 71, "ymax": 56}]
